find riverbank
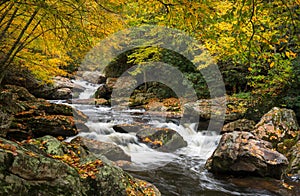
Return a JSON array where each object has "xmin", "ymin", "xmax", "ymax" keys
[
  {"xmin": 0, "ymin": 79, "xmax": 299, "ymax": 195},
  {"xmin": 0, "ymin": 85, "xmax": 160, "ymax": 195}
]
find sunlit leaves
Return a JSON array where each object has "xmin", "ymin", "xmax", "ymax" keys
[{"xmin": 0, "ymin": 0, "xmax": 126, "ymax": 84}]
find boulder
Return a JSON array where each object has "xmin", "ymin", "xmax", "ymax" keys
[
  {"xmin": 136, "ymin": 127, "xmax": 187, "ymax": 152},
  {"xmin": 0, "ymin": 136, "xmax": 161, "ymax": 195},
  {"xmin": 82, "ymin": 71, "xmax": 104, "ymax": 84},
  {"xmin": 0, "ymin": 85, "xmax": 88, "ymax": 141},
  {"xmin": 71, "ymin": 137, "xmax": 131, "ymax": 162},
  {"xmin": 2, "ymin": 68, "xmax": 85, "ymax": 100},
  {"xmin": 205, "ymin": 131, "xmax": 288, "ymax": 179},
  {"xmin": 252, "ymin": 107, "xmax": 300, "ymax": 152},
  {"xmin": 183, "ymin": 96, "xmax": 246, "ymax": 131},
  {"xmin": 98, "ymin": 75, "xmax": 107, "ymax": 84},
  {"xmin": 113, "ymin": 123, "xmax": 144, "ymax": 134},
  {"xmin": 51, "ymin": 87, "xmax": 72, "ymax": 100},
  {"xmin": 94, "ymin": 84, "xmax": 112, "ymax": 100},
  {"xmin": 47, "ymin": 76, "xmax": 85, "ymax": 100},
  {"xmin": 222, "ymin": 119, "xmax": 256, "ymax": 134},
  {"xmin": 30, "ymin": 76, "xmax": 84, "ymax": 100}
]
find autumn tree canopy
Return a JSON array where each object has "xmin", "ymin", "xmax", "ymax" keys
[{"xmin": 0, "ymin": 0, "xmax": 299, "ymax": 99}]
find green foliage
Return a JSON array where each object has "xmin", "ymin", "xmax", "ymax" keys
[
  {"xmin": 232, "ymin": 92, "xmax": 251, "ymax": 100},
  {"xmin": 0, "ymin": 0, "xmax": 299, "ymax": 103},
  {"xmin": 123, "ymin": 0, "xmax": 299, "ymax": 99}
]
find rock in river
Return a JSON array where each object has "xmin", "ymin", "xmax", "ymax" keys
[
  {"xmin": 136, "ymin": 127, "xmax": 187, "ymax": 152},
  {"xmin": 205, "ymin": 131, "xmax": 288, "ymax": 179},
  {"xmin": 71, "ymin": 136, "xmax": 131, "ymax": 162}
]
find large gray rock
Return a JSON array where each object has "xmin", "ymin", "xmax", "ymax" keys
[
  {"xmin": 71, "ymin": 137, "xmax": 131, "ymax": 162},
  {"xmin": 113, "ymin": 123, "xmax": 144, "ymax": 134},
  {"xmin": 136, "ymin": 127, "xmax": 187, "ymax": 152},
  {"xmin": 0, "ymin": 136, "xmax": 161, "ymax": 195},
  {"xmin": 252, "ymin": 107, "xmax": 300, "ymax": 152},
  {"xmin": 205, "ymin": 131, "xmax": 288, "ymax": 179},
  {"xmin": 81, "ymin": 71, "xmax": 105, "ymax": 84}
]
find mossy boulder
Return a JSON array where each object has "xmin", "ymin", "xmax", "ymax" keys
[
  {"xmin": 71, "ymin": 137, "xmax": 131, "ymax": 162},
  {"xmin": 0, "ymin": 136, "xmax": 161, "ymax": 195},
  {"xmin": 205, "ymin": 131, "xmax": 288, "ymax": 179},
  {"xmin": 136, "ymin": 127, "xmax": 187, "ymax": 152},
  {"xmin": 252, "ymin": 107, "xmax": 300, "ymax": 152}
]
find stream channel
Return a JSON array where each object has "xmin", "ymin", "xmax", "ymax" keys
[{"xmin": 53, "ymin": 80, "xmax": 281, "ymax": 196}]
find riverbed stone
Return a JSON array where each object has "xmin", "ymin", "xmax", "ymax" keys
[
  {"xmin": 95, "ymin": 84, "xmax": 112, "ymax": 99},
  {"xmin": 205, "ymin": 131, "xmax": 288, "ymax": 179},
  {"xmin": 222, "ymin": 119, "xmax": 256, "ymax": 134},
  {"xmin": 113, "ymin": 123, "xmax": 144, "ymax": 134},
  {"xmin": 71, "ymin": 137, "xmax": 131, "ymax": 162},
  {"xmin": 136, "ymin": 127, "xmax": 187, "ymax": 152}
]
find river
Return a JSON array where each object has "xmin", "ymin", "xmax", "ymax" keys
[{"xmin": 58, "ymin": 80, "xmax": 281, "ymax": 196}]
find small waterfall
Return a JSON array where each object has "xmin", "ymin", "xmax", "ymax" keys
[
  {"xmin": 72, "ymin": 80, "xmax": 102, "ymax": 99},
  {"xmin": 69, "ymin": 79, "xmax": 221, "ymax": 170},
  {"xmin": 64, "ymin": 79, "xmax": 280, "ymax": 195}
]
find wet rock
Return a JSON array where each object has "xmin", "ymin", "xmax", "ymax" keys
[
  {"xmin": 96, "ymin": 76, "xmax": 138, "ymax": 101},
  {"xmin": 95, "ymin": 84, "xmax": 112, "ymax": 99},
  {"xmin": 98, "ymin": 75, "xmax": 107, "ymax": 84},
  {"xmin": 51, "ymin": 87, "xmax": 72, "ymax": 99},
  {"xmin": 0, "ymin": 136, "xmax": 160, "ymax": 195},
  {"xmin": 71, "ymin": 98, "xmax": 109, "ymax": 106},
  {"xmin": 32, "ymin": 76, "xmax": 85, "ymax": 100},
  {"xmin": 205, "ymin": 131, "xmax": 288, "ymax": 179},
  {"xmin": 252, "ymin": 107, "xmax": 300, "ymax": 152},
  {"xmin": 71, "ymin": 137, "xmax": 131, "ymax": 162},
  {"xmin": 183, "ymin": 96, "xmax": 245, "ymax": 130},
  {"xmin": 82, "ymin": 71, "xmax": 104, "ymax": 84},
  {"xmin": 228, "ymin": 177, "xmax": 300, "ymax": 196},
  {"xmin": 113, "ymin": 123, "xmax": 143, "ymax": 133},
  {"xmin": 136, "ymin": 127, "xmax": 187, "ymax": 152},
  {"xmin": 22, "ymin": 115, "xmax": 78, "ymax": 137},
  {"xmin": 222, "ymin": 119, "xmax": 256, "ymax": 134}
]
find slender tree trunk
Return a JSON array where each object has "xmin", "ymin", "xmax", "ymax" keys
[{"xmin": 0, "ymin": 7, "xmax": 39, "ymax": 86}]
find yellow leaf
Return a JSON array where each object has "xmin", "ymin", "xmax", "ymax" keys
[
  {"xmin": 285, "ymin": 51, "xmax": 297, "ymax": 58},
  {"xmin": 270, "ymin": 62, "xmax": 275, "ymax": 68}
]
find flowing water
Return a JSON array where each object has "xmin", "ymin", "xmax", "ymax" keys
[{"xmin": 61, "ymin": 80, "xmax": 283, "ymax": 196}]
